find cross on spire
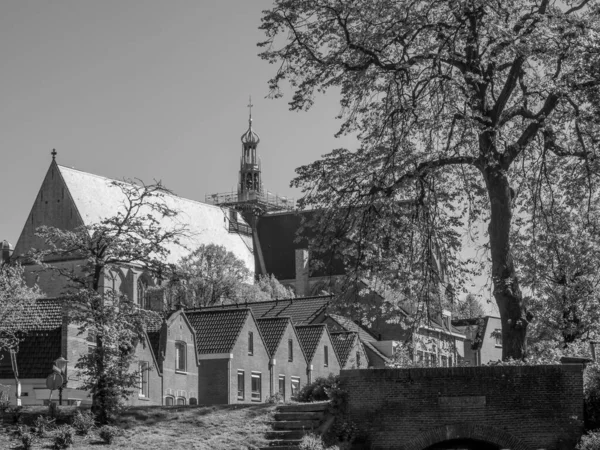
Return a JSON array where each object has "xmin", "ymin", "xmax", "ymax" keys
[
  {"xmin": 51, "ymin": 149, "xmax": 57, "ymax": 160},
  {"xmin": 248, "ymin": 95, "xmax": 253, "ymax": 125}
]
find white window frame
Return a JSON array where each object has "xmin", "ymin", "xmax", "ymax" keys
[
  {"xmin": 237, "ymin": 370, "xmax": 245, "ymax": 401},
  {"xmin": 175, "ymin": 341, "xmax": 187, "ymax": 372},
  {"xmin": 139, "ymin": 361, "xmax": 149, "ymax": 398},
  {"xmin": 251, "ymin": 372, "xmax": 261, "ymax": 402}
]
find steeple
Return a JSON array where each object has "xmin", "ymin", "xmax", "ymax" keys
[{"xmin": 239, "ymin": 96, "xmax": 262, "ymax": 197}]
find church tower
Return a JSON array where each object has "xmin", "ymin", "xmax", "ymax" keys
[
  {"xmin": 238, "ymin": 98, "xmax": 263, "ymax": 202},
  {"xmin": 206, "ymin": 97, "xmax": 294, "ymax": 215}
]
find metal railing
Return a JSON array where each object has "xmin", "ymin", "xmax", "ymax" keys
[{"xmin": 205, "ymin": 191, "xmax": 295, "ymax": 210}]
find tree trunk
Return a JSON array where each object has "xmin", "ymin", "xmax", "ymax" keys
[{"xmin": 483, "ymin": 165, "xmax": 529, "ymax": 360}]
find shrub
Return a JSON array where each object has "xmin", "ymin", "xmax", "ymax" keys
[
  {"xmin": 98, "ymin": 425, "xmax": 120, "ymax": 444},
  {"xmin": 53, "ymin": 425, "xmax": 74, "ymax": 449},
  {"xmin": 295, "ymin": 374, "xmax": 339, "ymax": 403},
  {"xmin": 584, "ymin": 363, "xmax": 600, "ymax": 429},
  {"xmin": 265, "ymin": 392, "xmax": 284, "ymax": 404},
  {"xmin": 34, "ymin": 415, "xmax": 56, "ymax": 437},
  {"xmin": 0, "ymin": 388, "xmax": 10, "ymax": 412},
  {"xmin": 72, "ymin": 410, "xmax": 96, "ymax": 435},
  {"xmin": 19, "ymin": 429, "xmax": 37, "ymax": 450},
  {"xmin": 12, "ymin": 405, "xmax": 23, "ymax": 424},
  {"xmin": 577, "ymin": 429, "xmax": 600, "ymax": 450},
  {"xmin": 299, "ymin": 433, "xmax": 339, "ymax": 450}
]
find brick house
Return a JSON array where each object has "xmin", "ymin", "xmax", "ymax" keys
[
  {"xmin": 185, "ymin": 308, "xmax": 270, "ymax": 405},
  {"xmin": 295, "ymin": 324, "xmax": 341, "ymax": 383},
  {"xmin": 329, "ymin": 331, "xmax": 368, "ymax": 370},
  {"xmin": 255, "ymin": 317, "xmax": 308, "ymax": 401},
  {"xmin": 452, "ymin": 316, "xmax": 503, "ymax": 366}
]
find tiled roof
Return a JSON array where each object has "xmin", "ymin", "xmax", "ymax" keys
[
  {"xmin": 256, "ymin": 211, "xmax": 345, "ymax": 279},
  {"xmin": 295, "ymin": 324, "xmax": 327, "ymax": 363},
  {"xmin": 186, "ymin": 309, "xmax": 250, "ymax": 354},
  {"xmin": 330, "ymin": 331, "xmax": 358, "ymax": 367},
  {"xmin": 194, "ymin": 295, "xmax": 331, "ymax": 325},
  {"xmin": 256, "ymin": 317, "xmax": 290, "ymax": 357},
  {"xmin": 325, "ymin": 314, "xmax": 389, "ymax": 363},
  {"xmin": 0, "ymin": 329, "xmax": 62, "ymax": 379},
  {"xmin": 55, "ymin": 164, "xmax": 253, "ymax": 269},
  {"xmin": 326, "ymin": 314, "xmax": 378, "ymax": 343},
  {"xmin": 9, "ymin": 298, "xmax": 63, "ymax": 331}
]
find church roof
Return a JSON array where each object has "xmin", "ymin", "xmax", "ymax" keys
[
  {"xmin": 50, "ymin": 163, "xmax": 253, "ymax": 268},
  {"xmin": 193, "ymin": 295, "xmax": 331, "ymax": 325},
  {"xmin": 185, "ymin": 308, "xmax": 251, "ymax": 354}
]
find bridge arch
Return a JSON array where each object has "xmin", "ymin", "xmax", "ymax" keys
[{"xmin": 402, "ymin": 423, "xmax": 531, "ymax": 450}]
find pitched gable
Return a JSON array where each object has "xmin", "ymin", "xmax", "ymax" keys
[
  {"xmin": 186, "ymin": 309, "xmax": 250, "ymax": 354},
  {"xmin": 330, "ymin": 331, "xmax": 358, "ymax": 367},
  {"xmin": 14, "ymin": 161, "xmax": 84, "ymax": 257},
  {"xmin": 296, "ymin": 324, "xmax": 328, "ymax": 363},
  {"xmin": 256, "ymin": 317, "xmax": 290, "ymax": 357}
]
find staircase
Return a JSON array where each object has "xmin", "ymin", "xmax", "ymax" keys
[{"xmin": 261, "ymin": 402, "xmax": 330, "ymax": 449}]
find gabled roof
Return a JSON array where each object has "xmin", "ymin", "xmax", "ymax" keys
[
  {"xmin": 330, "ymin": 331, "xmax": 359, "ymax": 367},
  {"xmin": 24, "ymin": 163, "xmax": 253, "ymax": 269},
  {"xmin": 256, "ymin": 317, "xmax": 291, "ymax": 357},
  {"xmin": 194, "ymin": 295, "xmax": 331, "ymax": 325},
  {"xmin": 9, "ymin": 298, "xmax": 62, "ymax": 331},
  {"xmin": 295, "ymin": 324, "xmax": 331, "ymax": 363},
  {"xmin": 186, "ymin": 308, "xmax": 251, "ymax": 354},
  {"xmin": 324, "ymin": 314, "xmax": 389, "ymax": 363}
]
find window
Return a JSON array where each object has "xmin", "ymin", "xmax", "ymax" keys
[
  {"xmin": 356, "ymin": 351, "xmax": 361, "ymax": 368},
  {"xmin": 189, "ymin": 398, "xmax": 198, "ymax": 406},
  {"xmin": 441, "ymin": 355, "xmax": 448, "ymax": 367},
  {"xmin": 251, "ymin": 372, "xmax": 261, "ymax": 402},
  {"xmin": 177, "ymin": 397, "xmax": 186, "ymax": 405},
  {"xmin": 288, "ymin": 339, "xmax": 293, "ymax": 362},
  {"xmin": 165, "ymin": 396, "xmax": 174, "ymax": 406},
  {"xmin": 449, "ymin": 357, "xmax": 453, "ymax": 367},
  {"xmin": 291, "ymin": 377, "xmax": 300, "ymax": 397},
  {"xmin": 248, "ymin": 331, "xmax": 254, "ymax": 355},
  {"xmin": 278, "ymin": 375, "xmax": 285, "ymax": 398},
  {"xmin": 139, "ymin": 362, "xmax": 149, "ymax": 398},
  {"xmin": 137, "ymin": 278, "xmax": 148, "ymax": 308},
  {"xmin": 175, "ymin": 341, "xmax": 186, "ymax": 372},
  {"xmin": 237, "ymin": 370, "xmax": 245, "ymax": 400},
  {"xmin": 494, "ymin": 329, "xmax": 502, "ymax": 347},
  {"xmin": 324, "ymin": 345, "xmax": 329, "ymax": 367}
]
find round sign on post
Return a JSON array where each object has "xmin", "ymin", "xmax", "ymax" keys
[{"xmin": 46, "ymin": 372, "xmax": 63, "ymax": 391}]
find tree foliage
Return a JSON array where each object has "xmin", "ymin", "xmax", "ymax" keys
[
  {"xmin": 259, "ymin": 0, "xmax": 600, "ymax": 359},
  {"xmin": 453, "ymin": 293, "xmax": 485, "ymax": 319},
  {"xmin": 0, "ymin": 263, "xmax": 43, "ymax": 353},
  {"xmin": 33, "ymin": 179, "xmax": 186, "ymax": 423},
  {"xmin": 164, "ymin": 244, "xmax": 295, "ymax": 307}
]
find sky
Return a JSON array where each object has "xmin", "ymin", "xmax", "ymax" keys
[{"xmin": 0, "ymin": 1, "xmax": 496, "ymax": 313}]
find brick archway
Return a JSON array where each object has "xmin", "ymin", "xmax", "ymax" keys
[{"xmin": 402, "ymin": 423, "xmax": 531, "ymax": 450}]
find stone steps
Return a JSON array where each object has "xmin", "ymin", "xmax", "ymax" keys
[{"xmin": 260, "ymin": 402, "xmax": 329, "ymax": 450}]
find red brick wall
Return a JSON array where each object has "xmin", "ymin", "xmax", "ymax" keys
[
  {"xmin": 198, "ymin": 359, "xmax": 229, "ymax": 405},
  {"xmin": 229, "ymin": 315, "xmax": 270, "ymax": 404},
  {"xmin": 341, "ymin": 365, "xmax": 584, "ymax": 450},
  {"xmin": 309, "ymin": 331, "xmax": 341, "ymax": 383},
  {"xmin": 270, "ymin": 323, "xmax": 308, "ymax": 401},
  {"xmin": 161, "ymin": 311, "xmax": 199, "ymax": 405}
]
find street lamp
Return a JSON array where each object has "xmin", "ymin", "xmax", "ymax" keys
[{"xmin": 53, "ymin": 357, "xmax": 68, "ymax": 406}]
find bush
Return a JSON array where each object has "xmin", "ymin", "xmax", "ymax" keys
[
  {"xmin": 299, "ymin": 433, "xmax": 341, "ymax": 450},
  {"xmin": 295, "ymin": 374, "xmax": 339, "ymax": 403},
  {"xmin": 72, "ymin": 410, "xmax": 96, "ymax": 435},
  {"xmin": 34, "ymin": 415, "xmax": 56, "ymax": 437},
  {"xmin": 53, "ymin": 425, "xmax": 74, "ymax": 449},
  {"xmin": 265, "ymin": 392, "xmax": 284, "ymax": 404},
  {"xmin": 11, "ymin": 405, "xmax": 23, "ymax": 424},
  {"xmin": 19, "ymin": 429, "xmax": 37, "ymax": 450},
  {"xmin": 577, "ymin": 429, "xmax": 600, "ymax": 450},
  {"xmin": 98, "ymin": 425, "xmax": 120, "ymax": 444}
]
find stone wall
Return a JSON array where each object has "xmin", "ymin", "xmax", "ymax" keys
[{"xmin": 341, "ymin": 365, "xmax": 584, "ymax": 450}]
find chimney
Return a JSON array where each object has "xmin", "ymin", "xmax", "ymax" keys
[
  {"xmin": 295, "ymin": 248, "xmax": 309, "ymax": 297},
  {"xmin": 1, "ymin": 240, "xmax": 13, "ymax": 264}
]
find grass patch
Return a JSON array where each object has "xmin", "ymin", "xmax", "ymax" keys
[{"xmin": 0, "ymin": 403, "xmax": 275, "ymax": 449}]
